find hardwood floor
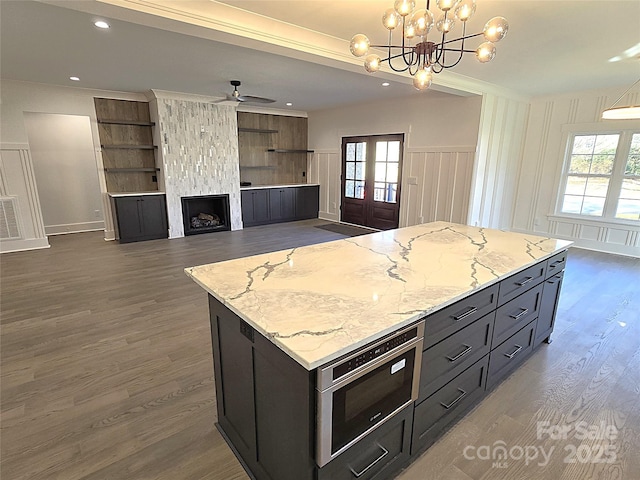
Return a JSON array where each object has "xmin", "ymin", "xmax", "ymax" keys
[{"xmin": 1, "ymin": 222, "xmax": 638, "ymax": 480}]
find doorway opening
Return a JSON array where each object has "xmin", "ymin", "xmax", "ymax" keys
[{"xmin": 340, "ymin": 134, "xmax": 404, "ymax": 230}]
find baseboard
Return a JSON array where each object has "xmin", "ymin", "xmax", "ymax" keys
[
  {"xmin": 104, "ymin": 229, "xmax": 116, "ymax": 241},
  {"xmin": 46, "ymin": 221, "xmax": 105, "ymax": 236},
  {"xmin": 0, "ymin": 237, "xmax": 50, "ymax": 253},
  {"xmin": 318, "ymin": 212, "xmax": 339, "ymax": 222}
]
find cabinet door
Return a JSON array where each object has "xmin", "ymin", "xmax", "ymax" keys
[
  {"xmin": 296, "ymin": 186, "xmax": 320, "ymax": 220},
  {"xmin": 270, "ymin": 188, "xmax": 296, "ymax": 221},
  {"xmin": 534, "ymin": 272, "xmax": 564, "ymax": 347},
  {"xmin": 252, "ymin": 189, "xmax": 270, "ymax": 223},
  {"xmin": 139, "ymin": 195, "xmax": 167, "ymax": 239},
  {"xmin": 241, "ymin": 190, "xmax": 255, "ymax": 225},
  {"xmin": 115, "ymin": 196, "xmax": 143, "ymax": 242}
]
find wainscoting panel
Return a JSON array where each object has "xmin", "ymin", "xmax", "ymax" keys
[{"xmin": 0, "ymin": 144, "xmax": 49, "ymax": 252}]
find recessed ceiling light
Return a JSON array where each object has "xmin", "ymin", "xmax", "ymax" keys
[
  {"xmin": 286, "ymin": 102, "xmax": 293, "ymax": 106},
  {"xmin": 382, "ymin": 82, "xmax": 390, "ymax": 87},
  {"xmin": 94, "ymin": 20, "xmax": 110, "ymax": 29},
  {"xmin": 70, "ymin": 76, "xmax": 80, "ymax": 81}
]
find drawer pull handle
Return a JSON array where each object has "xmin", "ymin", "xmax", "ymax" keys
[
  {"xmin": 509, "ymin": 308, "xmax": 529, "ymax": 320},
  {"xmin": 446, "ymin": 344, "xmax": 473, "ymax": 362},
  {"xmin": 441, "ymin": 388, "xmax": 467, "ymax": 410},
  {"xmin": 549, "ymin": 260, "xmax": 563, "ymax": 269},
  {"xmin": 515, "ymin": 276, "xmax": 534, "ymax": 287},
  {"xmin": 504, "ymin": 344, "xmax": 523, "ymax": 359},
  {"xmin": 453, "ymin": 306, "xmax": 478, "ymax": 321},
  {"xmin": 349, "ymin": 443, "xmax": 389, "ymax": 478}
]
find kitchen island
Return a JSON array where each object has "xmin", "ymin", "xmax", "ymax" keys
[{"xmin": 186, "ymin": 221, "xmax": 571, "ymax": 480}]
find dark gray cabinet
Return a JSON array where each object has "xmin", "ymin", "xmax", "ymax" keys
[
  {"xmin": 241, "ymin": 189, "xmax": 270, "ymax": 226},
  {"xmin": 111, "ymin": 194, "xmax": 167, "ymax": 243},
  {"xmin": 241, "ymin": 185, "xmax": 319, "ymax": 227},
  {"xmin": 534, "ymin": 271, "xmax": 564, "ymax": 347}
]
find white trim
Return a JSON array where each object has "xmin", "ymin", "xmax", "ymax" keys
[
  {"xmin": 406, "ymin": 145, "xmax": 476, "ymax": 153},
  {"xmin": 45, "ymin": 221, "xmax": 105, "ymax": 236},
  {"xmin": 0, "ymin": 238, "xmax": 50, "ymax": 254}
]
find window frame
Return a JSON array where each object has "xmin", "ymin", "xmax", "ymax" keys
[{"xmin": 555, "ymin": 122, "xmax": 640, "ymax": 225}]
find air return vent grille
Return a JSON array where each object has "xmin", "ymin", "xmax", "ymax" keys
[{"xmin": 0, "ymin": 197, "xmax": 22, "ymax": 240}]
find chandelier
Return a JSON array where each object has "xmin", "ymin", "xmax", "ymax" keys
[{"xmin": 350, "ymin": 0, "xmax": 509, "ymax": 90}]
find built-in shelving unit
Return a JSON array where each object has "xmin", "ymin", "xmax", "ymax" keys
[
  {"xmin": 237, "ymin": 112, "xmax": 309, "ymax": 186},
  {"xmin": 95, "ymin": 98, "xmax": 160, "ymax": 193}
]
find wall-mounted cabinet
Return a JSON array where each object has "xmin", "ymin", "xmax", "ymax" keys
[
  {"xmin": 95, "ymin": 98, "xmax": 159, "ymax": 193},
  {"xmin": 237, "ymin": 112, "xmax": 309, "ymax": 186}
]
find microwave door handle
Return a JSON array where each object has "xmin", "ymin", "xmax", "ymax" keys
[{"xmin": 349, "ymin": 443, "xmax": 389, "ymax": 478}]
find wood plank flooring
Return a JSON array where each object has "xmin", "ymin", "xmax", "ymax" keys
[{"xmin": 1, "ymin": 221, "xmax": 639, "ymax": 480}]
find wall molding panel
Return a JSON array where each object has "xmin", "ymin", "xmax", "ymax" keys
[{"xmin": 0, "ymin": 144, "xmax": 50, "ymax": 253}]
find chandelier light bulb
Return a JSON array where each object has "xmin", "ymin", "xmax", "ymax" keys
[
  {"xmin": 364, "ymin": 54, "xmax": 382, "ymax": 73},
  {"xmin": 413, "ymin": 67, "xmax": 433, "ymax": 90},
  {"xmin": 405, "ymin": 21, "xmax": 417, "ymax": 39},
  {"xmin": 454, "ymin": 0, "xmax": 476, "ymax": 22},
  {"xmin": 483, "ymin": 16, "xmax": 509, "ymax": 42},
  {"xmin": 382, "ymin": 8, "xmax": 402, "ymax": 30},
  {"xmin": 350, "ymin": 34, "xmax": 371, "ymax": 57},
  {"xmin": 411, "ymin": 9, "xmax": 435, "ymax": 36},
  {"xmin": 436, "ymin": 0, "xmax": 460, "ymax": 12},
  {"xmin": 436, "ymin": 14, "xmax": 455, "ymax": 33},
  {"xmin": 394, "ymin": 0, "xmax": 415, "ymax": 17},
  {"xmin": 476, "ymin": 41, "xmax": 496, "ymax": 63}
]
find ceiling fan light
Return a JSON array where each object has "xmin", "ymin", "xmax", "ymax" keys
[
  {"xmin": 436, "ymin": 14, "xmax": 455, "ymax": 33},
  {"xmin": 483, "ymin": 16, "xmax": 509, "ymax": 42},
  {"xmin": 413, "ymin": 67, "xmax": 433, "ymax": 90},
  {"xmin": 411, "ymin": 9, "xmax": 434, "ymax": 36},
  {"xmin": 382, "ymin": 8, "xmax": 402, "ymax": 30},
  {"xmin": 476, "ymin": 42, "xmax": 496, "ymax": 63},
  {"xmin": 436, "ymin": 0, "xmax": 460, "ymax": 12},
  {"xmin": 364, "ymin": 54, "xmax": 382, "ymax": 73},
  {"xmin": 350, "ymin": 34, "xmax": 371, "ymax": 57},
  {"xmin": 454, "ymin": 0, "xmax": 476, "ymax": 22},
  {"xmin": 394, "ymin": 0, "xmax": 415, "ymax": 17},
  {"xmin": 602, "ymin": 106, "xmax": 640, "ymax": 120}
]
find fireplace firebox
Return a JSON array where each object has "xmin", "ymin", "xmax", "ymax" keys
[{"xmin": 181, "ymin": 194, "xmax": 231, "ymax": 236}]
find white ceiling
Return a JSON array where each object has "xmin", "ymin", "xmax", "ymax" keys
[{"xmin": 2, "ymin": 1, "xmax": 639, "ymax": 112}]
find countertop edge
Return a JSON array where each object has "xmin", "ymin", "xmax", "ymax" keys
[
  {"xmin": 240, "ymin": 183, "xmax": 319, "ymax": 190},
  {"xmin": 108, "ymin": 192, "xmax": 166, "ymax": 197}
]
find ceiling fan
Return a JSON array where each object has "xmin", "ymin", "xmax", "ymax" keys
[{"xmin": 217, "ymin": 80, "xmax": 276, "ymax": 104}]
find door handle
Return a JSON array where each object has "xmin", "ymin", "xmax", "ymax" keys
[
  {"xmin": 440, "ymin": 388, "xmax": 467, "ymax": 410},
  {"xmin": 349, "ymin": 443, "xmax": 389, "ymax": 478},
  {"xmin": 446, "ymin": 344, "xmax": 473, "ymax": 362},
  {"xmin": 509, "ymin": 308, "xmax": 529, "ymax": 320},
  {"xmin": 504, "ymin": 344, "xmax": 523, "ymax": 359}
]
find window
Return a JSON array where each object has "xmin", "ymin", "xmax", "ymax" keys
[{"xmin": 558, "ymin": 129, "xmax": 640, "ymax": 222}]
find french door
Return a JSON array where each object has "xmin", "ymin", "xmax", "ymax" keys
[{"xmin": 340, "ymin": 134, "xmax": 404, "ymax": 230}]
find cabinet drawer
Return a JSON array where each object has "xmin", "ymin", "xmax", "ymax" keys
[
  {"xmin": 497, "ymin": 262, "xmax": 546, "ymax": 306},
  {"xmin": 493, "ymin": 283, "xmax": 542, "ymax": 347},
  {"xmin": 412, "ymin": 355, "xmax": 488, "ymax": 455},
  {"xmin": 546, "ymin": 250, "xmax": 568, "ymax": 278},
  {"xmin": 487, "ymin": 320, "xmax": 536, "ymax": 389},
  {"xmin": 317, "ymin": 406, "xmax": 412, "ymax": 480},
  {"xmin": 417, "ymin": 312, "xmax": 494, "ymax": 403},
  {"xmin": 423, "ymin": 284, "xmax": 498, "ymax": 349}
]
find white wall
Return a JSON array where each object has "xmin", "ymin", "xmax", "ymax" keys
[
  {"xmin": 308, "ymin": 93, "xmax": 483, "ymax": 226},
  {"xmin": 24, "ymin": 113, "xmax": 104, "ymax": 235},
  {"xmin": 512, "ymin": 85, "xmax": 640, "ymax": 257}
]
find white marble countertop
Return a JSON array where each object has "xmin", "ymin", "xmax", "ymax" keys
[
  {"xmin": 240, "ymin": 183, "xmax": 319, "ymax": 190},
  {"xmin": 185, "ymin": 222, "xmax": 572, "ymax": 370},
  {"xmin": 108, "ymin": 191, "xmax": 165, "ymax": 197}
]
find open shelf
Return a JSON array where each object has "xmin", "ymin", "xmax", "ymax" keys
[
  {"xmin": 101, "ymin": 145, "xmax": 157, "ymax": 150},
  {"xmin": 98, "ymin": 120, "xmax": 156, "ymax": 126},
  {"xmin": 267, "ymin": 149, "xmax": 314, "ymax": 153},
  {"xmin": 104, "ymin": 168, "xmax": 160, "ymax": 173},
  {"xmin": 238, "ymin": 127, "xmax": 278, "ymax": 134}
]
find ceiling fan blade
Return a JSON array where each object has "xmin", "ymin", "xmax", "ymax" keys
[{"xmin": 237, "ymin": 95, "xmax": 276, "ymax": 104}]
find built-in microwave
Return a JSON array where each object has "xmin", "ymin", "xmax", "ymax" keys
[{"xmin": 316, "ymin": 321, "xmax": 425, "ymax": 468}]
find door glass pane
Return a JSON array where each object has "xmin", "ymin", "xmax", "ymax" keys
[
  {"xmin": 355, "ymin": 181, "xmax": 365, "ymax": 199},
  {"xmin": 376, "ymin": 142, "xmax": 388, "ymax": 162},
  {"xmin": 346, "ymin": 143, "xmax": 355, "ymax": 162},
  {"xmin": 356, "ymin": 143, "xmax": 366, "ymax": 161},
  {"xmin": 375, "ymin": 163, "xmax": 386, "ymax": 182},
  {"xmin": 388, "ymin": 142, "xmax": 400, "ymax": 162},
  {"xmin": 355, "ymin": 162, "xmax": 366, "ymax": 181},
  {"xmin": 345, "ymin": 180, "xmax": 355, "ymax": 198},
  {"xmin": 374, "ymin": 182, "xmax": 385, "ymax": 201},
  {"xmin": 386, "ymin": 163, "xmax": 399, "ymax": 183},
  {"xmin": 346, "ymin": 162, "xmax": 355, "ymax": 179},
  {"xmin": 386, "ymin": 184, "xmax": 397, "ymax": 203}
]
